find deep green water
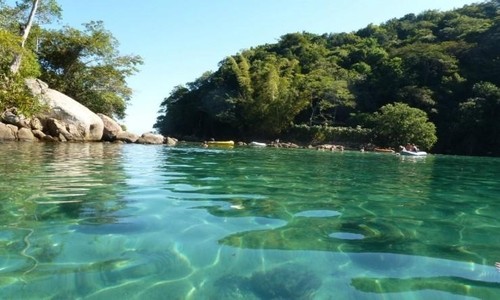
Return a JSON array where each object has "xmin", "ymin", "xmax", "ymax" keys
[{"xmin": 1, "ymin": 142, "xmax": 499, "ymax": 299}]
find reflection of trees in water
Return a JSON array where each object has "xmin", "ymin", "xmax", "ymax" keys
[
  {"xmin": 0, "ymin": 142, "xmax": 128, "ymax": 224},
  {"xmin": 0, "ymin": 142, "xmax": 129, "ymax": 270}
]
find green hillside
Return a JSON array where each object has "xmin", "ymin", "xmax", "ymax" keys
[{"xmin": 155, "ymin": 1, "xmax": 499, "ymax": 156}]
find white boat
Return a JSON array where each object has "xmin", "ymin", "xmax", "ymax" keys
[
  {"xmin": 249, "ymin": 141, "xmax": 267, "ymax": 147},
  {"xmin": 400, "ymin": 149, "xmax": 427, "ymax": 156}
]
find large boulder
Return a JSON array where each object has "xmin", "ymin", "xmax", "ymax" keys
[
  {"xmin": 97, "ymin": 113, "xmax": 122, "ymax": 141},
  {"xmin": 25, "ymin": 78, "xmax": 104, "ymax": 141}
]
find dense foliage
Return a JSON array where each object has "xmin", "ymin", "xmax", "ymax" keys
[
  {"xmin": 155, "ymin": 1, "xmax": 499, "ymax": 156},
  {"xmin": 0, "ymin": 28, "xmax": 44, "ymax": 116},
  {"xmin": 37, "ymin": 21, "xmax": 143, "ymax": 118},
  {"xmin": 0, "ymin": 0, "xmax": 142, "ymax": 119}
]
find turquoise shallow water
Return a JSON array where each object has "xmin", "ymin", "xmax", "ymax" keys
[{"xmin": 0, "ymin": 142, "xmax": 499, "ymax": 299}]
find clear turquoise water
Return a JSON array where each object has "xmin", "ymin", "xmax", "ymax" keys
[{"xmin": 1, "ymin": 142, "xmax": 499, "ymax": 299}]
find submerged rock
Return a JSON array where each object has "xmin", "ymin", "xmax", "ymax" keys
[
  {"xmin": 214, "ymin": 264, "xmax": 321, "ymax": 299},
  {"xmin": 248, "ymin": 264, "xmax": 322, "ymax": 299}
]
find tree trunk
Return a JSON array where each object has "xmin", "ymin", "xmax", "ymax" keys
[{"xmin": 9, "ymin": 0, "xmax": 40, "ymax": 74}]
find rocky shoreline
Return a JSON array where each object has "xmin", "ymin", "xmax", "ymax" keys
[
  {"xmin": 0, "ymin": 79, "xmax": 177, "ymax": 146},
  {"xmin": 1, "ymin": 79, "xmax": 372, "ymax": 151}
]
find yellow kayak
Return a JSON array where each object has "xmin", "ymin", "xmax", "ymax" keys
[{"xmin": 207, "ymin": 140, "xmax": 234, "ymax": 147}]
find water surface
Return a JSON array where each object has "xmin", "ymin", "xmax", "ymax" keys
[{"xmin": 1, "ymin": 142, "xmax": 499, "ymax": 299}]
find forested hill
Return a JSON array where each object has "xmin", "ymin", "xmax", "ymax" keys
[{"xmin": 155, "ymin": 0, "xmax": 500, "ymax": 156}]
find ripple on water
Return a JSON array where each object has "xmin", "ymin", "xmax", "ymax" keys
[
  {"xmin": 2, "ymin": 143, "xmax": 500, "ymax": 299},
  {"xmin": 329, "ymin": 232, "xmax": 365, "ymax": 240},
  {"xmin": 85, "ymin": 247, "xmax": 194, "ymax": 291},
  {"xmin": 253, "ymin": 217, "xmax": 287, "ymax": 227},
  {"xmin": 294, "ymin": 210, "xmax": 341, "ymax": 218}
]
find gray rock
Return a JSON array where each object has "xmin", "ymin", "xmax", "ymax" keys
[
  {"xmin": 29, "ymin": 117, "xmax": 44, "ymax": 131},
  {"xmin": 0, "ymin": 122, "xmax": 17, "ymax": 140},
  {"xmin": 115, "ymin": 131, "xmax": 139, "ymax": 143},
  {"xmin": 1, "ymin": 108, "xmax": 29, "ymax": 128},
  {"xmin": 45, "ymin": 118, "xmax": 74, "ymax": 141},
  {"xmin": 165, "ymin": 136, "xmax": 178, "ymax": 146},
  {"xmin": 42, "ymin": 135, "xmax": 59, "ymax": 142},
  {"xmin": 136, "ymin": 133, "xmax": 164, "ymax": 144},
  {"xmin": 98, "ymin": 113, "xmax": 122, "ymax": 141},
  {"xmin": 1, "ymin": 110, "xmax": 20, "ymax": 125},
  {"xmin": 25, "ymin": 78, "xmax": 49, "ymax": 94},
  {"xmin": 66, "ymin": 123, "xmax": 85, "ymax": 140},
  {"xmin": 32, "ymin": 129, "xmax": 46, "ymax": 139},
  {"xmin": 17, "ymin": 128, "xmax": 37, "ymax": 141}
]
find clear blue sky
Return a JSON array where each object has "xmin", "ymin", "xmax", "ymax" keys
[{"xmin": 47, "ymin": 0, "xmax": 480, "ymax": 134}]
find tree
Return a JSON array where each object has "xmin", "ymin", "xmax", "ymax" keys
[
  {"xmin": 0, "ymin": 29, "xmax": 42, "ymax": 115},
  {"xmin": 0, "ymin": 0, "xmax": 11, "ymax": 28},
  {"xmin": 5, "ymin": 0, "xmax": 61, "ymax": 74},
  {"xmin": 0, "ymin": 0, "xmax": 60, "ymax": 115},
  {"xmin": 457, "ymin": 82, "xmax": 500, "ymax": 155},
  {"xmin": 37, "ymin": 21, "xmax": 143, "ymax": 118},
  {"xmin": 397, "ymin": 85, "xmax": 436, "ymax": 114},
  {"xmin": 9, "ymin": 0, "xmax": 38, "ymax": 73},
  {"xmin": 154, "ymin": 85, "xmax": 193, "ymax": 136},
  {"xmin": 0, "ymin": 28, "xmax": 39, "ymax": 76},
  {"xmin": 225, "ymin": 52, "xmax": 307, "ymax": 136},
  {"xmin": 298, "ymin": 69, "xmax": 355, "ymax": 126},
  {"xmin": 373, "ymin": 102, "xmax": 437, "ymax": 150}
]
